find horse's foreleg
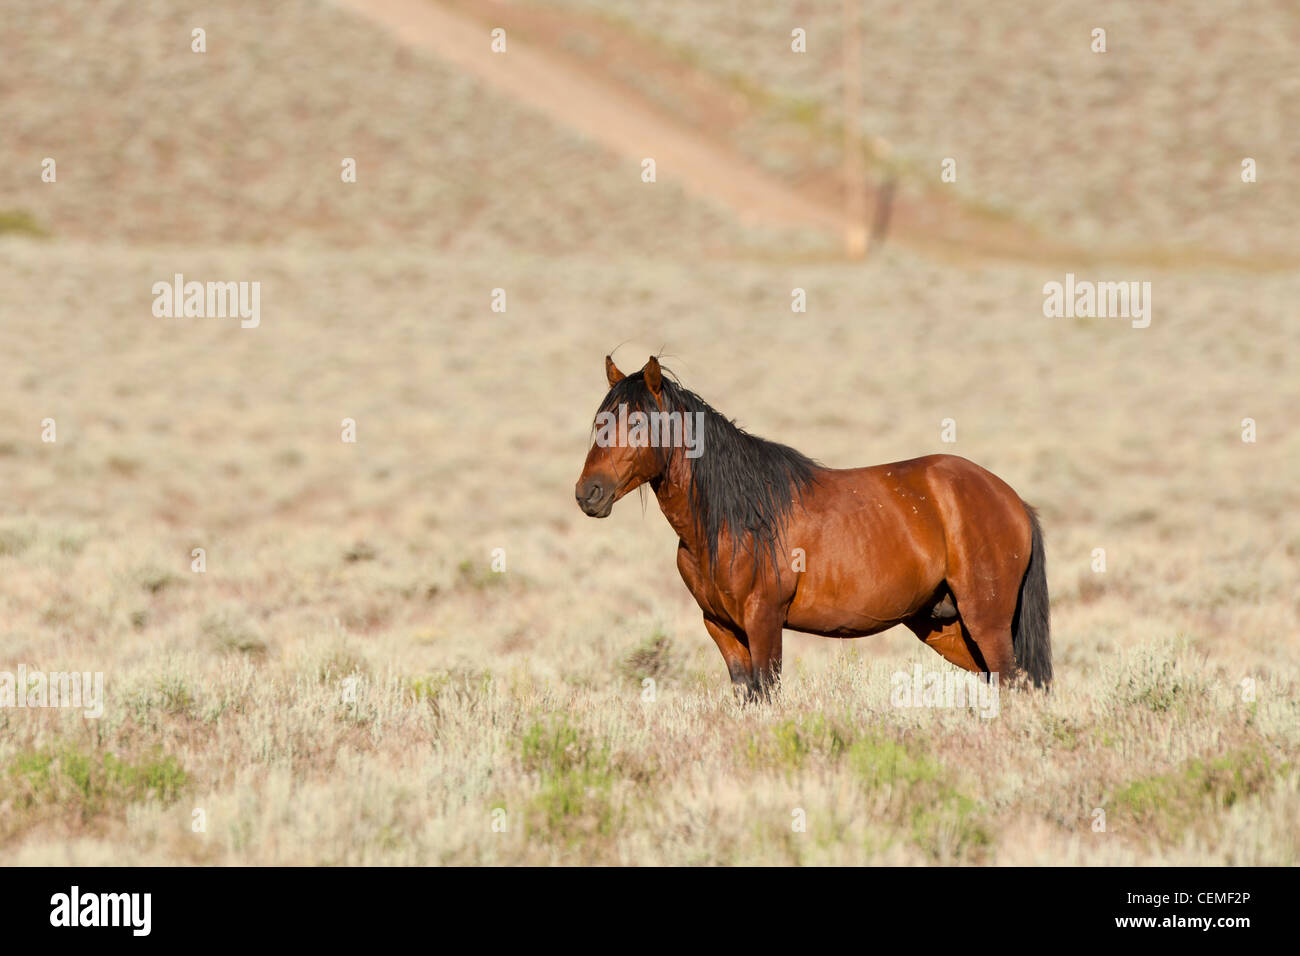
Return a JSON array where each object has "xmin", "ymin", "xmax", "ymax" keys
[
  {"xmin": 702, "ymin": 616, "xmax": 756, "ymax": 701},
  {"xmin": 742, "ymin": 607, "xmax": 785, "ymax": 701}
]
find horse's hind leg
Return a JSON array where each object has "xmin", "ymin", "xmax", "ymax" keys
[
  {"xmin": 939, "ymin": 481, "xmax": 1034, "ymax": 684},
  {"xmin": 905, "ymin": 614, "xmax": 986, "ymax": 675},
  {"xmin": 943, "ymin": 584, "xmax": 1019, "ymax": 683}
]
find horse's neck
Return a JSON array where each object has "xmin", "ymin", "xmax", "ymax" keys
[{"xmin": 652, "ymin": 451, "xmax": 703, "ymax": 553}]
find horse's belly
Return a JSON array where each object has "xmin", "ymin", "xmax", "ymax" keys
[
  {"xmin": 784, "ymin": 529, "xmax": 943, "ymax": 635},
  {"xmin": 785, "ymin": 590, "xmax": 911, "ymax": 637},
  {"xmin": 785, "ymin": 606, "xmax": 897, "ymax": 638}
]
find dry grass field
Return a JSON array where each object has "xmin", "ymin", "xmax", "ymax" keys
[{"xmin": 0, "ymin": 0, "xmax": 1297, "ymax": 865}]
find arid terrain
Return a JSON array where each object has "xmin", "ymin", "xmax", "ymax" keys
[{"xmin": 0, "ymin": 0, "xmax": 1296, "ymax": 864}]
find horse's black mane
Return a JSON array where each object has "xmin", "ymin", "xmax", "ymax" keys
[{"xmin": 598, "ymin": 367, "xmax": 821, "ymax": 572}]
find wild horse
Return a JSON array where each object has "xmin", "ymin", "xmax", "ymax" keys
[{"xmin": 575, "ymin": 356, "xmax": 1052, "ymax": 700}]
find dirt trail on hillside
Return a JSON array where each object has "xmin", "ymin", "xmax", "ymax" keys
[
  {"xmin": 336, "ymin": 0, "xmax": 1284, "ymax": 270},
  {"xmin": 337, "ymin": 0, "xmax": 842, "ymax": 232},
  {"xmin": 331, "ymin": 0, "xmax": 1095, "ymax": 264}
]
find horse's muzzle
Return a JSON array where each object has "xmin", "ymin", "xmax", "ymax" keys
[{"xmin": 575, "ymin": 479, "xmax": 614, "ymax": 518}]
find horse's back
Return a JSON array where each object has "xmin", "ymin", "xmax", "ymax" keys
[
  {"xmin": 848, "ymin": 454, "xmax": 1028, "ymax": 524},
  {"xmin": 786, "ymin": 453, "xmax": 1031, "ymax": 619}
]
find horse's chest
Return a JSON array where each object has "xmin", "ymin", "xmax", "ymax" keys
[{"xmin": 675, "ymin": 544, "xmax": 746, "ymax": 623}]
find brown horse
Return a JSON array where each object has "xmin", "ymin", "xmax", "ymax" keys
[{"xmin": 575, "ymin": 356, "xmax": 1052, "ymax": 700}]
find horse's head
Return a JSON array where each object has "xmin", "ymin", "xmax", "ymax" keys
[{"xmin": 575, "ymin": 355, "xmax": 669, "ymax": 518}]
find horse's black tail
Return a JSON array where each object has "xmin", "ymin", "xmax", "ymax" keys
[{"xmin": 1012, "ymin": 504, "xmax": 1053, "ymax": 689}]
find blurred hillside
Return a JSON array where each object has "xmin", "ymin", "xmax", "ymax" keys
[
  {"xmin": 5, "ymin": 0, "xmax": 1296, "ymax": 264},
  {"xmin": 537, "ymin": 0, "xmax": 1300, "ymax": 261}
]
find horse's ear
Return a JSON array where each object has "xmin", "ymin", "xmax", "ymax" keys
[
  {"xmin": 605, "ymin": 355, "xmax": 626, "ymax": 387},
  {"xmin": 643, "ymin": 356, "xmax": 662, "ymax": 396}
]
